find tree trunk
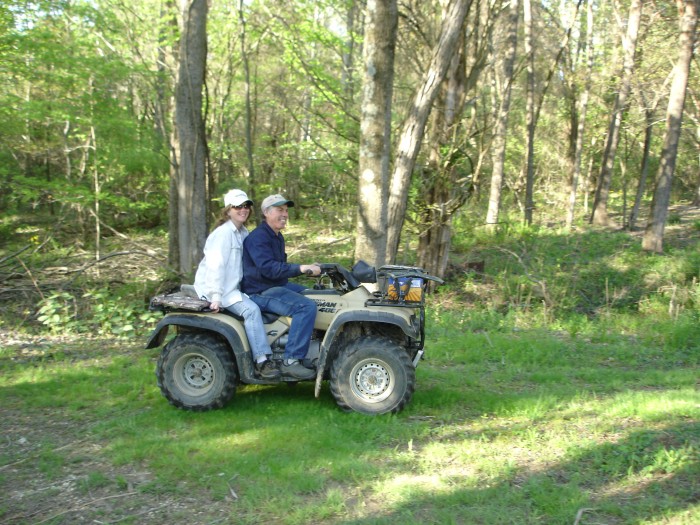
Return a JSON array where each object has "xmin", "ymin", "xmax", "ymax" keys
[
  {"xmin": 591, "ymin": 0, "xmax": 641, "ymax": 227},
  {"xmin": 353, "ymin": 0, "xmax": 398, "ymax": 268},
  {"xmin": 628, "ymin": 108, "xmax": 654, "ymax": 229},
  {"xmin": 238, "ymin": 0, "xmax": 256, "ymax": 200},
  {"xmin": 642, "ymin": 0, "xmax": 698, "ymax": 253},
  {"xmin": 175, "ymin": 0, "xmax": 209, "ymax": 274},
  {"xmin": 155, "ymin": 0, "xmax": 181, "ymax": 271},
  {"xmin": 523, "ymin": 0, "xmax": 535, "ymax": 225},
  {"xmin": 485, "ymin": 0, "xmax": 519, "ymax": 228},
  {"xmin": 385, "ymin": 0, "xmax": 472, "ymax": 263},
  {"xmin": 566, "ymin": 0, "xmax": 594, "ymax": 229},
  {"xmin": 341, "ymin": 0, "xmax": 358, "ymax": 107},
  {"xmin": 416, "ymin": 6, "xmax": 469, "ymax": 279}
]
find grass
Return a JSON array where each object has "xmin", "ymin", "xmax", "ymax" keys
[{"xmin": 1, "ymin": 310, "xmax": 698, "ymax": 524}]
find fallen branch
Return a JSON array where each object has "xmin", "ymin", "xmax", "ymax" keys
[
  {"xmin": 17, "ymin": 256, "xmax": 45, "ymax": 300},
  {"xmin": 0, "ymin": 245, "xmax": 31, "ymax": 268},
  {"xmin": 65, "ymin": 250, "xmax": 181, "ymax": 288},
  {"xmin": 86, "ymin": 207, "xmax": 158, "ymax": 256},
  {"xmin": 573, "ymin": 507, "xmax": 596, "ymax": 525},
  {"xmin": 100, "ymin": 502, "xmax": 170, "ymax": 524},
  {"xmin": 0, "ymin": 439, "xmax": 88, "ymax": 472},
  {"xmin": 34, "ymin": 492, "xmax": 139, "ymax": 525}
]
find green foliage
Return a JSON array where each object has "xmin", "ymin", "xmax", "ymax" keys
[
  {"xmin": 36, "ymin": 291, "xmax": 79, "ymax": 334},
  {"xmin": 446, "ymin": 222, "xmax": 699, "ymax": 324},
  {"xmin": 36, "ymin": 287, "xmax": 160, "ymax": 337}
]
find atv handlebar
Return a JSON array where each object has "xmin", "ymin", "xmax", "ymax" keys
[{"xmin": 314, "ymin": 261, "xmax": 444, "ymax": 294}]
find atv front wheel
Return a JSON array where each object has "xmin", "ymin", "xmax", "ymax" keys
[
  {"xmin": 330, "ymin": 336, "xmax": 415, "ymax": 415},
  {"xmin": 156, "ymin": 333, "xmax": 237, "ymax": 411}
]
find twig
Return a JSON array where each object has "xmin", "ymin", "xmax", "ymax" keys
[
  {"xmin": 16, "ymin": 256, "xmax": 45, "ymax": 301},
  {"xmin": 64, "ymin": 250, "xmax": 180, "ymax": 287},
  {"xmin": 101, "ymin": 502, "xmax": 170, "ymax": 524},
  {"xmin": 0, "ymin": 439, "xmax": 87, "ymax": 472},
  {"xmin": 0, "ymin": 245, "xmax": 31, "ymax": 267},
  {"xmin": 573, "ymin": 507, "xmax": 596, "ymax": 525},
  {"xmin": 34, "ymin": 491, "xmax": 138, "ymax": 524},
  {"xmin": 494, "ymin": 246, "xmax": 552, "ymax": 306}
]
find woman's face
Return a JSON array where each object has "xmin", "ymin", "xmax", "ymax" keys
[{"xmin": 227, "ymin": 203, "xmax": 251, "ymax": 227}]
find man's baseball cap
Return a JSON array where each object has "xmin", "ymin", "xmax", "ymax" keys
[
  {"xmin": 223, "ymin": 189, "xmax": 253, "ymax": 207},
  {"xmin": 261, "ymin": 194, "xmax": 295, "ymax": 213}
]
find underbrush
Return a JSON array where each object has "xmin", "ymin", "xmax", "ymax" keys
[{"xmin": 1, "ymin": 209, "xmax": 698, "ymax": 342}]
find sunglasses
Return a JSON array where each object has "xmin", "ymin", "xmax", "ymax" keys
[{"xmin": 232, "ymin": 203, "xmax": 252, "ymax": 210}]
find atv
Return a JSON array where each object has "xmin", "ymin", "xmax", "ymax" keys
[{"xmin": 146, "ymin": 261, "xmax": 443, "ymax": 415}]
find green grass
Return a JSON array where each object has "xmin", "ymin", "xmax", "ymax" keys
[{"xmin": 1, "ymin": 314, "xmax": 698, "ymax": 524}]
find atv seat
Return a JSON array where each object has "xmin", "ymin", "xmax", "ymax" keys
[{"xmin": 180, "ymin": 284, "xmax": 280, "ymax": 323}]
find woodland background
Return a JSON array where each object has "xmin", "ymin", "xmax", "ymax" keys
[{"xmin": 1, "ymin": 0, "xmax": 699, "ymax": 279}]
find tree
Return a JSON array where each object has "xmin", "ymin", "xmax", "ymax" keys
[
  {"xmin": 353, "ymin": 0, "xmax": 398, "ymax": 268},
  {"xmin": 238, "ymin": 0, "xmax": 256, "ymax": 200},
  {"xmin": 566, "ymin": 0, "xmax": 594, "ymax": 229},
  {"xmin": 174, "ymin": 0, "xmax": 209, "ymax": 273},
  {"xmin": 523, "ymin": 0, "xmax": 535, "ymax": 225},
  {"xmin": 590, "ymin": 0, "xmax": 642, "ymax": 227},
  {"xmin": 642, "ymin": 0, "xmax": 698, "ymax": 253},
  {"xmin": 485, "ymin": 0, "xmax": 519, "ymax": 229},
  {"xmin": 384, "ymin": 0, "xmax": 472, "ymax": 263}
]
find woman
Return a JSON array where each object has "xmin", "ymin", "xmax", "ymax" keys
[{"xmin": 193, "ymin": 189, "xmax": 280, "ymax": 379}]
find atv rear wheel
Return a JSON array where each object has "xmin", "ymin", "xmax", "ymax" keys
[
  {"xmin": 156, "ymin": 333, "xmax": 237, "ymax": 411},
  {"xmin": 330, "ymin": 336, "xmax": 415, "ymax": 415}
]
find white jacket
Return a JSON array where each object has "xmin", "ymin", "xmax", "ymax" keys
[{"xmin": 193, "ymin": 220, "xmax": 248, "ymax": 307}]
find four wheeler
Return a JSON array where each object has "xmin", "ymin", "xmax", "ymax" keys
[{"xmin": 146, "ymin": 261, "xmax": 443, "ymax": 415}]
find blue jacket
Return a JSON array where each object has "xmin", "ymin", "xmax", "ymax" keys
[{"xmin": 241, "ymin": 221, "xmax": 303, "ymax": 294}]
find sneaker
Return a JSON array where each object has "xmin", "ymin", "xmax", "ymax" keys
[
  {"xmin": 281, "ymin": 359, "xmax": 316, "ymax": 380},
  {"xmin": 255, "ymin": 359, "xmax": 281, "ymax": 379},
  {"xmin": 300, "ymin": 358, "xmax": 317, "ymax": 370}
]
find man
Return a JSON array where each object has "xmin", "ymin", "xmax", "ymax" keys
[{"xmin": 241, "ymin": 194, "xmax": 321, "ymax": 380}]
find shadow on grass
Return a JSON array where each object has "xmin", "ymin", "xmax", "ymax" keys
[
  {"xmin": 332, "ymin": 420, "xmax": 700, "ymax": 525},
  {"xmin": 1, "ymin": 339, "xmax": 698, "ymax": 524}
]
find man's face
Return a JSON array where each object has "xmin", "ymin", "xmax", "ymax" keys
[{"xmin": 264, "ymin": 205, "xmax": 289, "ymax": 233}]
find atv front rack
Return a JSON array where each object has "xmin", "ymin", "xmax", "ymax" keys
[{"xmin": 367, "ymin": 265, "xmax": 444, "ymax": 307}]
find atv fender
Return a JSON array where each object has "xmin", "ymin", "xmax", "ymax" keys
[
  {"xmin": 145, "ymin": 312, "xmax": 250, "ymax": 362},
  {"xmin": 313, "ymin": 309, "xmax": 420, "ymax": 398}
]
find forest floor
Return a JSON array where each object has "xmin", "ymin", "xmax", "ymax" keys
[
  {"xmin": 1, "ymin": 202, "xmax": 699, "ymax": 524},
  {"xmin": 1, "ymin": 343, "xmax": 237, "ymax": 525}
]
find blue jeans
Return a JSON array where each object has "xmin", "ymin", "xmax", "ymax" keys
[
  {"xmin": 248, "ymin": 284, "xmax": 316, "ymax": 361},
  {"xmin": 225, "ymin": 296, "xmax": 272, "ymax": 362}
]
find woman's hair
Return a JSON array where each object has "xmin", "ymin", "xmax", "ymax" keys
[{"xmin": 215, "ymin": 206, "xmax": 233, "ymax": 228}]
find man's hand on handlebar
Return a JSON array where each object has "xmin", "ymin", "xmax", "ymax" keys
[{"xmin": 301, "ymin": 263, "xmax": 322, "ymax": 277}]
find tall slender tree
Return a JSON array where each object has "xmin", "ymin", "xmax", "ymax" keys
[
  {"xmin": 566, "ymin": 0, "xmax": 594, "ymax": 229},
  {"xmin": 642, "ymin": 0, "xmax": 698, "ymax": 252},
  {"xmin": 590, "ymin": 0, "xmax": 642, "ymax": 227},
  {"xmin": 485, "ymin": 0, "xmax": 519, "ymax": 229},
  {"xmin": 385, "ymin": 0, "xmax": 471, "ymax": 263},
  {"xmin": 523, "ymin": 0, "xmax": 535, "ymax": 225},
  {"xmin": 175, "ymin": 0, "xmax": 209, "ymax": 273}
]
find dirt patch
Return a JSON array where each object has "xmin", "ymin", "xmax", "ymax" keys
[{"xmin": 0, "ymin": 337, "xmax": 236, "ymax": 525}]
